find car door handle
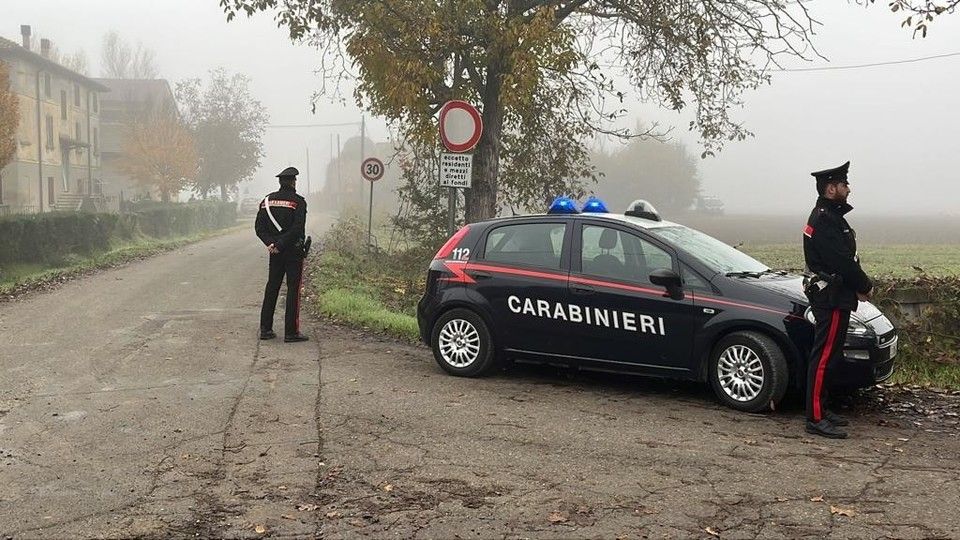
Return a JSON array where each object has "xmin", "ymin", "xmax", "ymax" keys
[
  {"xmin": 470, "ymin": 271, "xmax": 493, "ymax": 280},
  {"xmin": 571, "ymin": 285, "xmax": 596, "ymax": 295}
]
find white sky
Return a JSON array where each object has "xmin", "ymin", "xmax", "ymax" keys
[{"xmin": 4, "ymin": 0, "xmax": 959, "ymax": 215}]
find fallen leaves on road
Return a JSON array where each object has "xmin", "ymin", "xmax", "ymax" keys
[
  {"xmin": 704, "ymin": 526, "xmax": 721, "ymax": 537},
  {"xmin": 830, "ymin": 505, "xmax": 857, "ymax": 517},
  {"xmin": 297, "ymin": 503, "xmax": 320, "ymax": 511},
  {"xmin": 548, "ymin": 511, "xmax": 569, "ymax": 523},
  {"xmin": 383, "ymin": 484, "xmax": 394, "ymax": 492},
  {"xmin": 254, "ymin": 524, "xmax": 267, "ymax": 534},
  {"xmin": 281, "ymin": 514, "xmax": 296, "ymax": 520},
  {"xmin": 810, "ymin": 496, "xmax": 824, "ymax": 502},
  {"xmin": 326, "ymin": 511, "xmax": 342, "ymax": 519}
]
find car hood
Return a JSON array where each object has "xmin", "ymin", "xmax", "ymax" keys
[{"xmin": 738, "ymin": 275, "xmax": 883, "ymax": 322}]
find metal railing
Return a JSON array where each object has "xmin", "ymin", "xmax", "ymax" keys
[{"xmin": 0, "ymin": 205, "xmax": 40, "ymax": 216}]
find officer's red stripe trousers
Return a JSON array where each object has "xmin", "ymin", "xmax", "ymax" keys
[{"xmin": 812, "ymin": 309, "xmax": 841, "ymax": 422}]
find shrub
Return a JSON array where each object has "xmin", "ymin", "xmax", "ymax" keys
[{"xmin": 0, "ymin": 202, "xmax": 235, "ymax": 265}]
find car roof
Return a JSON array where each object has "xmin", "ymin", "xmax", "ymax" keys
[{"xmin": 477, "ymin": 212, "xmax": 682, "ymax": 230}]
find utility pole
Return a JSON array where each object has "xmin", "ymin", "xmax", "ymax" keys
[
  {"xmin": 330, "ymin": 134, "xmax": 335, "ymax": 209},
  {"xmin": 336, "ymin": 134, "xmax": 342, "ymax": 213},
  {"xmin": 305, "ymin": 146, "xmax": 311, "ymax": 195}
]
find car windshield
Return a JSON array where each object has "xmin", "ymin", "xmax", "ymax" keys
[{"xmin": 647, "ymin": 225, "xmax": 769, "ymax": 274}]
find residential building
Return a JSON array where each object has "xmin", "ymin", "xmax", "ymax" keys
[
  {"xmin": 0, "ymin": 25, "xmax": 109, "ymax": 215},
  {"xmin": 93, "ymin": 78, "xmax": 177, "ymax": 210}
]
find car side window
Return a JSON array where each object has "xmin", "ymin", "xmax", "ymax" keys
[
  {"xmin": 581, "ymin": 225, "xmax": 673, "ymax": 284},
  {"xmin": 484, "ymin": 223, "xmax": 566, "ymax": 269},
  {"xmin": 681, "ymin": 263, "xmax": 711, "ymax": 291}
]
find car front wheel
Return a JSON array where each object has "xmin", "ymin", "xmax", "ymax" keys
[
  {"xmin": 430, "ymin": 308, "xmax": 498, "ymax": 377},
  {"xmin": 708, "ymin": 331, "xmax": 788, "ymax": 413}
]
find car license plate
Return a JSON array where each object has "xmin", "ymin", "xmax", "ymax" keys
[{"xmin": 889, "ymin": 340, "xmax": 897, "ymax": 359}]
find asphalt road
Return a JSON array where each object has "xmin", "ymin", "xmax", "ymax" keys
[{"xmin": 1, "ymin": 218, "xmax": 958, "ymax": 539}]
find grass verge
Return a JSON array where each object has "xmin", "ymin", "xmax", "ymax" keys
[
  {"xmin": 0, "ymin": 225, "xmax": 244, "ymax": 298},
  {"xmin": 890, "ymin": 356, "xmax": 960, "ymax": 390},
  {"xmin": 311, "ymin": 286, "xmax": 420, "ymax": 342}
]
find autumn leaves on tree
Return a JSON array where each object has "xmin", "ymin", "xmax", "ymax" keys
[
  {"xmin": 219, "ymin": 1, "xmax": 822, "ymax": 222},
  {"xmin": 120, "ymin": 110, "xmax": 198, "ymax": 203},
  {"xmin": 0, "ymin": 61, "xmax": 19, "ymax": 172}
]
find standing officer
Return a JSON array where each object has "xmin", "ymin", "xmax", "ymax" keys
[
  {"xmin": 256, "ymin": 166, "xmax": 309, "ymax": 343},
  {"xmin": 802, "ymin": 161, "xmax": 873, "ymax": 439}
]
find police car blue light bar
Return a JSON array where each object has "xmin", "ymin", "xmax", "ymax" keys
[
  {"xmin": 580, "ymin": 196, "xmax": 609, "ymax": 213},
  {"xmin": 548, "ymin": 196, "xmax": 580, "ymax": 214}
]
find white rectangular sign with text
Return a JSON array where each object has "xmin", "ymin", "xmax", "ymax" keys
[{"xmin": 440, "ymin": 153, "xmax": 473, "ymax": 188}]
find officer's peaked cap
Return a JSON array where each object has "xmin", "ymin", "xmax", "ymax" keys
[
  {"xmin": 276, "ymin": 166, "xmax": 300, "ymax": 178},
  {"xmin": 810, "ymin": 161, "xmax": 850, "ymax": 184}
]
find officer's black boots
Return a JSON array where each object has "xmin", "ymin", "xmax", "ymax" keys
[
  {"xmin": 284, "ymin": 333, "xmax": 309, "ymax": 343},
  {"xmin": 806, "ymin": 419, "xmax": 848, "ymax": 439},
  {"xmin": 823, "ymin": 410, "xmax": 850, "ymax": 426},
  {"xmin": 260, "ymin": 329, "xmax": 276, "ymax": 340}
]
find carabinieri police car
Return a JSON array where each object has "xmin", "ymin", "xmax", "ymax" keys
[{"xmin": 416, "ymin": 197, "xmax": 898, "ymax": 412}]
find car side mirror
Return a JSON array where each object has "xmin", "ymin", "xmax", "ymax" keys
[{"xmin": 649, "ymin": 269, "xmax": 684, "ymax": 300}]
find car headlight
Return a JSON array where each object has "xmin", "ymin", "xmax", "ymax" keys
[
  {"xmin": 847, "ymin": 316, "xmax": 871, "ymax": 336},
  {"xmin": 804, "ymin": 307, "xmax": 871, "ymax": 337}
]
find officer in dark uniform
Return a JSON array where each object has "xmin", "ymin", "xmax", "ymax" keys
[
  {"xmin": 802, "ymin": 161, "xmax": 873, "ymax": 438},
  {"xmin": 256, "ymin": 166, "xmax": 309, "ymax": 342}
]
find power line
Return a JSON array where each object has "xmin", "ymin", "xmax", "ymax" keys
[
  {"xmin": 770, "ymin": 50, "xmax": 960, "ymax": 72},
  {"xmin": 266, "ymin": 121, "xmax": 362, "ymax": 129},
  {"xmin": 597, "ymin": 50, "xmax": 960, "ymax": 74}
]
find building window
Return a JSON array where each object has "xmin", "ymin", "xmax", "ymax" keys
[
  {"xmin": 45, "ymin": 115, "xmax": 54, "ymax": 149},
  {"xmin": 60, "ymin": 90, "xmax": 67, "ymax": 120},
  {"xmin": 92, "ymin": 93, "xmax": 98, "ymax": 113},
  {"xmin": 74, "ymin": 83, "xmax": 80, "ymax": 106},
  {"xmin": 48, "ymin": 177, "xmax": 55, "ymax": 205},
  {"xmin": 93, "ymin": 128, "xmax": 98, "ymax": 154},
  {"xmin": 43, "ymin": 73, "xmax": 51, "ymax": 97}
]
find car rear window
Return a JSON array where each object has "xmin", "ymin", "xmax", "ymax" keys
[{"xmin": 483, "ymin": 223, "xmax": 565, "ymax": 269}]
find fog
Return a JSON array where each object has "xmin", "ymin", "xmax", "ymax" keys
[{"xmin": 5, "ymin": 0, "xmax": 959, "ymax": 216}]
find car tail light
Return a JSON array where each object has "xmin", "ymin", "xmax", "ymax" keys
[{"xmin": 433, "ymin": 225, "xmax": 471, "ymax": 260}]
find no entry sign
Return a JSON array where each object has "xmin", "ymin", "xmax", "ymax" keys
[{"xmin": 439, "ymin": 100, "xmax": 482, "ymax": 153}]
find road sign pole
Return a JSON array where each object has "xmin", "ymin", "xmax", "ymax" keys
[
  {"xmin": 438, "ymin": 101, "xmax": 482, "ymax": 236},
  {"xmin": 448, "ymin": 187, "xmax": 456, "ymax": 236},
  {"xmin": 361, "ymin": 116, "xmax": 371, "ymax": 247}
]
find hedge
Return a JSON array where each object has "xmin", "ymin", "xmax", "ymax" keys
[{"xmin": 0, "ymin": 201, "xmax": 236, "ymax": 265}]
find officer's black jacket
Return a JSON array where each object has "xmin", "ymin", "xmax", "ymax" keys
[
  {"xmin": 803, "ymin": 196, "xmax": 872, "ymax": 310},
  {"xmin": 255, "ymin": 185, "xmax": 307, "ymax": 256}
]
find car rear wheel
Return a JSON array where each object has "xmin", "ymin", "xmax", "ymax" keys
[
  {"xmin": 431, "ymin": 308, "xmax": 498, "ymax": 377},
  {"xmin": 708, "ymin": 331, "xmax": 788, "ymax": 413}
]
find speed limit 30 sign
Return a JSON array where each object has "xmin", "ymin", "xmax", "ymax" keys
[{"xmin": 361, "ymin": 157, "xmax": 384, "ymax": 182}]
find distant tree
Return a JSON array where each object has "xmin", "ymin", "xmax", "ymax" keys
[
  {"xmin": 0, "ymin": 61, "xmax": 18, "ymax": 170},
  {"xmin": 119, "ymin": 110, "xmax": 198, "ymax": 203},
  {"xmin": 34, "ymin": 35, "xmax": 89, "ymax": 75},
  {"xmin": 220, "ymin": 0, "xmax": 818, "ymax": 223},
  {"xmin": 175, "ymin": 69, "xmax": 268, "ymax": 200},
  {"xmin": 100, "ymin": 31, "xmax": 159, "ymax": 79},
  {"xmin": 590, "ymin": 138, "xmax": 700, "ymax": 214}
]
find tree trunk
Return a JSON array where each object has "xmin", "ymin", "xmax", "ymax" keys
[
  {"xmin": 465, "ymin": 61, "xmax": 504, "ymax": 224},
  {"xmin": 220, "ymin": 183, "xmax": 228, "ymax": 201}
]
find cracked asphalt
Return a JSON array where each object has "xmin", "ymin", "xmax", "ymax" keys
[{"xmin": 2, "ymin": 218, "xmax": 959, "ymax": 539}]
